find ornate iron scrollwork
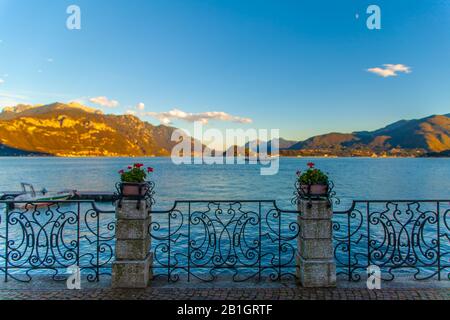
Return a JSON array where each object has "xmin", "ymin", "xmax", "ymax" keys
[
  {"xmin": 333, "ymin": 200, "xmax": 450, "ymax": 282},
  {"xmin": 0, "ymin": 200, "xmax": 115, "ymax": 283},
  {"xmin": 149, "ymin": 201, "xmax": 301, "ymax": 282},
  {"xmin": 2, "ymin": 195, "xmax": 448, "ymax": 284}
]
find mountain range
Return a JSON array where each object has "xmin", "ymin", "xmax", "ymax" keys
[
  {"xmin": 0, "ymin": 102, "xmax": 448, "ymax": 157},
  {"xmin": 280, "ymin": 113, "xmax": 450, "ymax": 157},
  {"xmin": 0, "ymin": 103, "xmax": 181, "ymax": 156}
]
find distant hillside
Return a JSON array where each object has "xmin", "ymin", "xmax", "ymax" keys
[
  {"xmin": 0, "ymin": 103, "xmax": 448, "ymax": 157},
  {"xmin": 0, "ymin": 102, "xmax": 187, "ymax": 157},
  {"xmin": 245, "ymin": 138, "xmax": 297, "ymax": 153},
  {"xmin": 287, "ymin": 114, "xmax": 450, "ymax": 154}
]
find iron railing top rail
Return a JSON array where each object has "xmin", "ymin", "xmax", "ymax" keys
[
  {"xmin": 150, "ymin": 199, "xmax": 450, "ymax": 215},
  {"xmin": 150, "ymin": 199, "xmax": 301, "ymax": 214},
  {"xmin": 333, "ymin": 199, "xmax": 450, "ymax": 214},
  {"xmin": 0, "ymin": 199, "xmax": 115, "ymax": 214}
]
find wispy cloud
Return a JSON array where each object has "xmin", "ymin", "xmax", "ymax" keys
[
  {"xmin": 137, "ymin": 102, "xmax": 145, "ymax": 111},
  {"xmin": 89, "ymin": 96, "xmax": 119, "ymax": 108},
  {"xmin": 367, "ymin": 64, "xmax": 412, "ymax": 78},
  {"xmin": 143, "ymin": 108, "xmax": 253, "ymax": 125},
  {"xmin": 0, "ymin": 79, "xmax": 4, "ymax": 84}
]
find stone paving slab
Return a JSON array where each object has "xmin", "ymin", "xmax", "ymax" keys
[
  {"xmin": 1, "ymin": 274, "xmax": 449, "ymax": 300},
  {"xmin": 0, "ymin": 287, "xmax": 449, "ymax": 300},
  {"xmin": 2, "ymin": 276, "xmax": 450, "ymax": 290}
]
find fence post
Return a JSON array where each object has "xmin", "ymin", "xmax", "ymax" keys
[
  {"xmin": 112, "ymin": 200, "xmax": 152, "ymax": 288},
  {"xmin": 297, "ymin": 199, "xmax": 336, "ymax": 287}
]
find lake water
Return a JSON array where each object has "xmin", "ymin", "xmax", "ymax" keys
[
  {"xmin": 1, "ymin": 157, "xmax": 449, "ymax": 210},
  {"xmin": 0, "ymin": 157, "xmax": 449, "ymax": 281}
]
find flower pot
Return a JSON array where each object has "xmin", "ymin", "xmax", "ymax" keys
[
  {"xmin": 120, "ymin": 182, "xmax": 148, "ymax": 197},
  {"xmin": 300, "ymin": 184, "xmax": 328, "ymax": 197}
]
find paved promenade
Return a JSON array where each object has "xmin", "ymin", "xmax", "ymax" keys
[
  {"xmin": 0, "ymin": 284, "xmax": 449, "ymax": 300},
  {"xmin": 1, "ymin": 276, "xmax": 449, "ymax": 300}
]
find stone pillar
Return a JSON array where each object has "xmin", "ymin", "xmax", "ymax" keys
[
  {"xmin": 296, "ymin": 199, "xmax": 336, "ymax": 287},
  {"xmin": 112, "ymin": 200, "xmax": 152, "ymax": 288}
]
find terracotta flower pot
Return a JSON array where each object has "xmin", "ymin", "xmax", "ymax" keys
[
  {"xmin": 121, "ymin": 182, "xmax": 148, "ymax": 197},
  {"xmin": 300, "ymin": 184, "xmax": 328, "ymax": 197}
]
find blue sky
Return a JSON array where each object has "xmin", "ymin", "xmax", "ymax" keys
[{"xmin": 0, "ymin": 0, "xmax": 449, "ymax": 141}]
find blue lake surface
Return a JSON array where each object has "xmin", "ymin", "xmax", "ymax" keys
[
  {"xmin": 0, "ymin": 157, "xmax": 449, "ymax": 281},
  {"xmin": 0, "ymin": 157, "xmax": 449, "ymax": 209}
]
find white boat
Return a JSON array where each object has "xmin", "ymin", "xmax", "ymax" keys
[{"xmin": 14, "ymin": 183, "xmax": 75, "ymax": 208}]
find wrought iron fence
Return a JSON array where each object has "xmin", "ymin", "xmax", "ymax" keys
[
  {"xmin": 333, "ymin": 200, "xmax": 450, "ymax": 281},
  {"xmin": 149, "ymin": 200, "xmax": 300, "ymax": 282},
  {"xmin": 2, "ymin": 197, "xmax": 449, "ymax": 284},
  {"xmin": 0, "ymin": 200, "xmax": 115, "ymax": 282}
]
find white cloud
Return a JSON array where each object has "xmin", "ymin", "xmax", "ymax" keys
[
  {"xmin": 367, "ymin": 67, "xmax": 396, "ymax": 78},
  {"xmin": 89, "ymin": 96, "xmax": 119, "ymax": 108},
  {"xmin": 144, "ymin": 108, "xmax": 253, "ymax": 125},
  {"xmin": 125, "ymin": 110, "xmax": 137, "ymax": 115},
  {"xmin": 47, "ymin": 58, "xmax": 54, "ymax": 63},
  {"xmin": 0, "ymin": 79, "xmax": 4, "ymax": 84},
  {"xmin": 384, "ymin": 64, "xmax": 411, "ymax": 73},
  {"xmin": 137, "ymin": 102, "xmax": 145, "ymax": 111},
  {"xmin": 367, "ymin": 64, "xmax": 412, "ymax": 77}
]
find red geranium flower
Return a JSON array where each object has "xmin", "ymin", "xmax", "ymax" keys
[
  {"xmin": 128, "ymin": 166, "xmax": 132, "ymax": 169},
  {"xmin": 307, "ymin": 162, "xmax": 315, "ymax": 168},
  {"xmin": 118, "ymin": 170, "xmax": 124, "ymax": 174},
  {"xmin": 147, "ymin": 167, "xmax": 154, "ymax": 173},
  {"xmin": 134, "ymin": 163, "xmax": 144, "ymax": 168}
]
